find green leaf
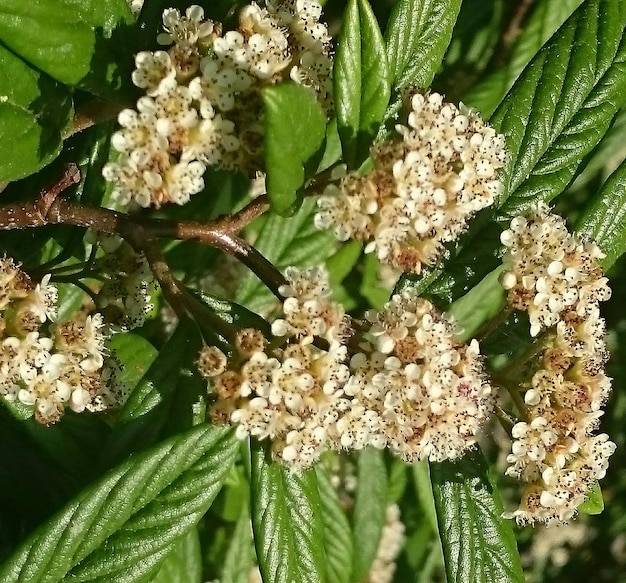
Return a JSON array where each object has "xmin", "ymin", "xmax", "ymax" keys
[
  {"xmin": 491, "ymin": 0, "xmax": 626, "ymax": 217},
  {"xmin": 576, "ymin": 157, "xmax": 626, "ymax": 269},
  {"xmin": 446, "ymin": 266, "xmax": 507, "ymax": 342},
  {"xmin": 351, "ymin": 447, "xmax": 388, "ymax": 583},
  {"xmin": 263, "ymin": 82, "xmax": 327, "ymax": 215},
  {"xmin": 98, "ymin": 321, "xmax": 201, "ymax": 468},
  {"xmin": 316, "ymin": 467, "xmax": 353, "ymax": 583},
  {"xmin": 430, "ymin": 450, "xmax": 524, "ymax": 583},
  {"xmin": 465, "ymin": 0, "xmax": 583, "ymax": 117},
  {"xmin": 335, "ymin": 0, "xmax": 391, "ymax": 167},
  {"xmin": 152, "ymin": 528, "xmax": 202, "ymax": 583},
  {"xmin": 578, "ymin": 481, "xmax": 605, "ymax": 515},
  {"xmin": 384, "ymin": 0, "xmax": 462, "ymax": 90},
  {"xmin": 250, "ymin": 445, "xmax": 326, "ymax": 583},
  {"xmin": 220, "ymin": 504, "xmax": 256, "ymax": 583},
  {"xmin": 0, "ymin": 424, "xmax": 238, "ymax": 583},
  {"xmin": 0, "ymin": 0, "xmax": 133, "ymax": 95},
  {"xmin": 0, "ymin": 45, "xmax": 72, "ymax": 182},
  {"xmin": 236, "ymin": 198, "xmax": 336, "ymax": 312}
]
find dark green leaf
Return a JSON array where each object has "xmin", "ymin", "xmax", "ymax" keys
[
  {"xmin": 446, "ymin": 266, "xmax": 507, "ymax": 342},
  {"xmin": 385, "ymin": 0, "xmax": 462, "ymax": 90},
  {"xmin": 0, "ymin": 45, "xmax": 72, "ymax": 182},
  {"xmin": 316, "ymin": 467, "xmax": 353, "ymax": 583},
  {"xmin": 250, "ymin": 445, "xmax": 326, "ymax": 583},
  {"xmin": 263, "ymin": 82, "xmax": 327, "ymax": 215},
  {"xmin": 98, "ymin": 321, "xmax": 201, "ymax": 468},
  {"xmin": 0, "ymin": 424, "xmax": 238, "ymax": 583},
  {"xmin": 152, "ymin": 528, "xmax": 202, "ymax": 583},
  {"xmin": 465, "ymin": 0, "xmax": 583, "ymax": 117},
  {"xmin": 236, "ymin": 198, "xmax": 336, "ymax": 312},
  {"xmin": 491, "ymin": 0, "xmax": 626, "ymax": 217},
  {"xmin": 351, "ymin": 447, "xmax": 388, "ymax": 583},
  {"xmin": 576, "ymin": 157, "xmax": 626, "ymax": 269},
  {"xmin": 0, "ymin": 0, "xmax": 134, "ymax": 96},
  {"xmin": 335, "ymin": 0, "xmax": 391, "ymax": 167},
  {"xmin": 431, "ymin": 449, "xmax": 524, "ymax": 583}
]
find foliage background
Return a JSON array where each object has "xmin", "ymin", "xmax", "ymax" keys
[{"xmin": 0, "ymin": 0, "xmax": 625, "ymax": 581}]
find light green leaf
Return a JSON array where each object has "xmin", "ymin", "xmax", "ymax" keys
[
  {"xmin": 430, "ymin": 449, "xmax": 524, "ymax": 583},
  {"xmin": 236, "ymin": 198, "xmax": 336, "ymax": 312},
  {"xmin": 491, "ymin": 0, "xmax": 626, "ymax": 217},
  {"xmin": 0, "ymin": 44, "xmax": 72, "ymax": 182},
  {"xmin": 576, "ymin": 157, "xmax": 626, "ymax": 269},
  {"xmin": 263, "ymin": 82, "xmax": 327, "ymax": 215},
  {"xmin": 152, "ymin": 528, "xmax": 202, "ymax": 583},
  {"xmin": 446, "ymin": 266, "xmax": 507, "ymax": 342},
  {"xmin": 250, "ymin": 445, "xmax": 326, "ymax": 583},
  {"xmin": 0, "ymin": 424, "xmax": 238, "ymax": 583},
  {"xmin": 220, "ymin": 504, "xmax": 256, "ymax": 583},
  {"xmin": 578, "ymin": 481, "xmax": 605, "ymax": 515},
  {"xmin": 316, "ymin": 467, "xmax": 353, "ymax": 583},
  {"xmin": 351, "ymin": 448, "xmax": 388, "ymax": 583},
  {"xmin": 335, "ymin": 0, "xmax": 391, "ymax": 167},
  {"xmin": 466, "ymin": 0, "xmax": 583, "ymax": 117},
  {"xmin": 0, "ymin": 0, "xmax": 133, "ymax": 95},
  {"xmin": 385, "ymin": 0, "xmax": 462, "ymax": 90}
]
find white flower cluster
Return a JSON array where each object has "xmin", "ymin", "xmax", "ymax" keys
[
  {"xmin": 344, "ymin": 288, "xmax": 492, "ymax": 462},
  {"xmin": 103, "ymin": 2, "xmax": 332, "ymax": 208},
  {"xmin": 96, "ymin": 244, "xmax": 158, "ymax": 332},
  {"xmin": 0, "ymin": 257, "xmax": 111, "ymax": 425},
  {"xmin": 198, "ymin": 266, "xmax": 491, "ymax": 468},
  {"xmin": 500, "ymin": 204, "xmax": 615, "ymax": 525},
  {"xmin": 316, "ymin": 92, "xmax": 506, "ymax": 274},
  {"xmin": 366, "ymin": 504, "xmax": 405, "ymax": 583}
]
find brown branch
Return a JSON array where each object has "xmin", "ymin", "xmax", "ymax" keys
[{"xmin": 0, "ymin": 166, "xmax": 288, "ymax": 308}]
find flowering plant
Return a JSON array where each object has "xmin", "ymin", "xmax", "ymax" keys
[{"xmin": 0, "ymin": 0, "xmax": 625, "ymax": 581}]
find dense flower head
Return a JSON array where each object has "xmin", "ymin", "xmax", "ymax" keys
[
  {"xmin": 104, "ymin": 1, "xmax": 333, "ymax": 208},
  {"xmin": 315, "ymin": 92, "xmax": 506, "ymax": 273},
  {"xmin": 344, "ymin": 288, "xmax": 492, "ymax": 462},
  {"xmin": 0, "ymin": 256, "xmax": 120, "ymax": 424},
  {"xmin": 499, "ymin": 205, "xmax": 615, "ymax": 525},
  {"xmin": 200, "ymin": 266, "xmax": 491, "ymax": 468}
]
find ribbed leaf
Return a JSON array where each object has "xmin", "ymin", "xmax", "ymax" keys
[
  {"xmin": 351, "ymin": 448, "xmax": 388, "ymax": 583},
  {"xmin": 263, "ymin": 83, "xmax": 327, "ymax": 216},
  {"xmin": 431, "ymin": 450, "xmax": 524, "ymax": 583},
  {"xmin": 316, "ymin": 467, "xmax": 353, "ymax": 583},
  {"xmin": 576, "ymin": 157, "xmax": 626, "ymax": 269},
  {"xmin": 466, "ymin": 0, "xmax": 583, "ymax": 117},
  {"xmin": 335, "ymin": 0, "xmax": 391, "ymax": 167},
  {"xmin": 0, "ymin": 425, "xmax": 238, "ymax": 583},
  {"xmin": 152, "ymin": 528, "xmax": 202, "ymax": 583},
  {"xmin": 250, "ymin": 446, "xmax": 326, "ymax": 583},
  {"xmin": 384, "ymin": 0, "xmax": 462, "ymax": 90},
  {"xmin": 491, "ymin": 0, "xmax": 626, "ymax": 216}
]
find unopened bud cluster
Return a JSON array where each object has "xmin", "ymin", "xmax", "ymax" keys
[
  {"xmin": 500, "ymin": 204, "xmax": 615, "ymax": 525},
  {"xmin": 316, "ymin": 92, "xmax": 505, "ymax": 273},
  {"xmin": 198, "ymin": 266, "xmax": 491, "ymax": 468},
  {"xmin": 0, "ymin": 257, "xmax": 111, "ymax": 424},
  {"xmin": 103, "ymin": 2, "xmax": 332, "ymax": 207},
  {"xmin": 366, "ymin": 504, "xmax": 405, "ymax": 583}
]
